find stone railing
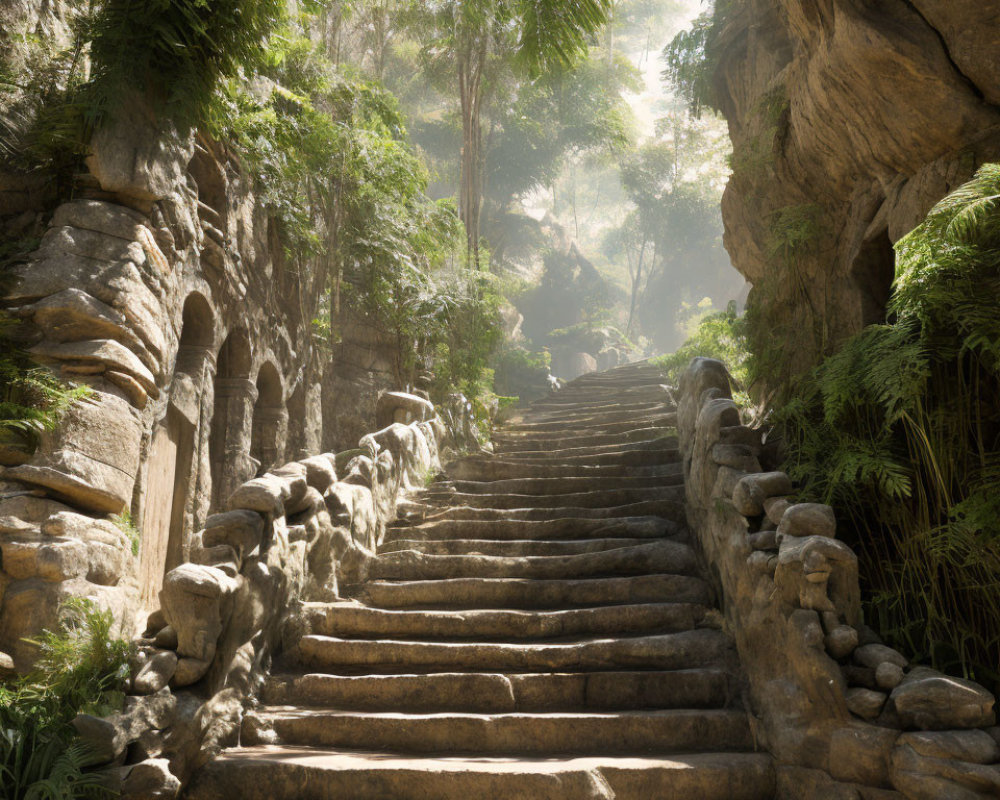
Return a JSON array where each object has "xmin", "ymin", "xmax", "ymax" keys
[
  {"xmin": 677, "ymin": 357, "xmax": 999, "ymax": 800},
  {"xmin": 70, "ymin": 390, "xmax": 469, "ymax": 797}
]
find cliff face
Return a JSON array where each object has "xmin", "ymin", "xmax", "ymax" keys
[{"xmin": 714, "ymin": 0, "xmax": 1000, "ymax": 378}]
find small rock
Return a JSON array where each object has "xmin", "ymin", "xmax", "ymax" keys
[
  {"xmin": 710, "ymin": 443, "xmax": 761, "ymax": 472},
  {"xmin": 144, "ymin": 609, "xmax": 167, "ymax": 637},
  {"xmin": 152, "ymin": 625, "xmax": 178, "ymax": 650},
  {"xmin": 776, "ymin": 503, "xmax": 836, "ymax": 541},
  {"xmin": 227, "ymin": 475, "xmax": 287, "ymax": 515},
  {"xmin": 890, "ymin": 666, "xmax": 996, "ymax": 730},
  {"xmin": 713, "ymin": 466, "xmax": 747, "ymax": 498},
  {"xmin": 121, "ymin": 757, "xmax": 181, "ymax": 799},
  {"xmin": 732, "ymin": 471, "xmax": 794, "ymax": 516},
  {"xmin": 132, "ymin": 651, "xmax": 178, "ymax": 695},
  {"xmin": 0, "ymin": 650, "xmax": 14, "ymax": 677},
  {"xmin": 825, "ymin": 625, "xmax": 859, "ymax": 660},
  {"xmin": 846, "ymin": 687, "xmax": 887, "ymax": 720},
  {"xmin": 763, "ymin": 496, "xmax": 792, "ymax": 526},
  {"xmin": 748, "ymin": 530, "xmax": 777, "ymax": 551},
  {"xmin": 854, "ymin": 643, "xmax": 908, "ymax": 670},
  {"xmin": 876, "ymin": 661, "xmax": 905, "ymax": 691},
  {"xmin": 172, "ymin": 657, "xmax": 211, "ymax": 687},
  {"xmin": 202, "ymin": 509, "xmax": 264, "ymax": 556},
  {"xmin": 298, "ymin": 455, "xmax": 336, "ymax": 493},
  {"xmin": 71, "ymin": 713, "xmax": 125, "ymax": 766},
  {"xmin": 898, "ymin": 730, "xmax": 999, "ymax": 764},
  {"xmin": 842, "ymin": 664, "xmax": 879, "ymax": 691}
]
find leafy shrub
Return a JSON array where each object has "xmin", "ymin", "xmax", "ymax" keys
[
  {"xmin": 775, "ymin": 164, "xmax": 1000, "ymax": 687},
  {"xmin": 653, "ymin": 301, "xmax": 749, "ymax": 388},
  {"xmin": 0, "ymin": 599, "xmax": 131, "ymax": 800}
]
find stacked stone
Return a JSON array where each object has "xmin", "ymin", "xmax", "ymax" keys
[{"xmin": 678, "ymin": 357, "xmax": 1000, "ymax": 799}]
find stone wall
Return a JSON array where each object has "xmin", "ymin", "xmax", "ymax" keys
[
  {"xmin": 678, "ymin": 357, "xmax": 1000, "ymax": 799},
  {"xmin": 69, "ymin": 391, "xmax": 460, "ymax": 797},
  {"xmin": 714, "ymin": 0, "xmax": 1000, "ymax": 375},
  {"xmin": 0, "ymin": 94, "xmax": 324, "ymax": 668}
]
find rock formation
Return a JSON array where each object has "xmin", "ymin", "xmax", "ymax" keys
[{"xmin": 714, "ymin": 0, "xmax": 1000, "ymax": 375}]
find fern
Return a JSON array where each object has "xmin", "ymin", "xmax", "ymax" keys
[{"xmin": 773, "ymin": 163, "xmax": 1000, "ymax": 687}]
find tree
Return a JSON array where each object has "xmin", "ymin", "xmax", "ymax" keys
[{"xmin": 412, "ymin": 0, "xmax": 612, "ymax": 265}]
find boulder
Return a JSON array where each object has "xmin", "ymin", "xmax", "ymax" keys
[
  {"xmin": 375, "ymin": 391, "xmax": 435, "ymax": 428},
  {"xmin": 298, "ymin": 455, "xmax": 336, "ymax": 493},
  {"xmin": 132, "ymin": 651, "xmax": 178, "ymax": 695},
  {"xmin": 890, "ymin": 667, "xmax": 996, "ymax": 730},
  {"xmin": 201, "ymin": 510, "xmax": 265, "ymax": 557},
  {"xmin": 72, "ymin": 688, "xmax": 176, "ymax": 766},
  {"xmin": 846, "ymin": 687, "xmax": 887, "ymax": 720},
  {"xmin": 732, "ymin": 471, "xmax": 794, "ymax": 516},
  {"xmin": 5, "ymin": 390, "xmax": 142, "ymax": 513},
  {"xmin": 121, "ymin": 758, "xmax": 181, "ymax": 800},
  {"xmin": 891, "ymin": 729, "xmax": 1000, "ymax": 799},
  {"xmin": 854, "ymin": 643, "xmax": 908, "ymax": 670},
  {"xmin": 776, "ymin": 503, "xmax": 836, "ymax": 541}
]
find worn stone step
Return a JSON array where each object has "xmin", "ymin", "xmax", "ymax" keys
[
  {"xmin": 442, "ymin": 474, "xmax": 682, "ymax": 495},
  {"xmin": 186, "ymin": 748, "xmax": 775, "ymax": 800},
  {"xmin": 410, "ymin": 499, "xmax": 685, "ymax": 522},
  {"xmin": 369, "ymin": 541, "xmax": 697, "ymax": 581},
  {"xmin": 496, "ymin": 438, "xmax": 678, "ymax": 460},
  {"xmin": 378, "ymin": 537, "xmax": 661, "ymax": 557},
  {"xmin": 529, "ymin": 392, "xmax": 669, "ymax": 412},
  {"xmin": 294, "ymin": 629, "xmax": 732, "ymax": 674},
  {"xmin": 303, "ymin": 601, "xmax": 708, "ymax": 641},
  {"xmin": 242, "ymin": 708, "xmax": 754, "ymax": 755},
  {"xmin": 496, "ymin": 427, "xmax": 669, "ymax": 453},
  {"xmin": 501, "ymin": 408, "xmax": 669, "ymax": 431},
  {"xmin": 385, "ymin": 515, "xmax": 681, "ymax": 542},
  {"xmin": 446, "ymin": 458, "xmax": 683, "ymax": 482},
  {"xmin": 496, "ymin": 414, "xmax": 676, "ymax": 439},
  {"xmin": 262, "ymin": 668, "xmax": 732, "ymax": 712},
  {"xmin": 420, "ymin": 486, "xmax": 682, "ymax": 511},
  {"xmin": 361, "ymin": 574, "xmax": 712, "ymax": 610}
]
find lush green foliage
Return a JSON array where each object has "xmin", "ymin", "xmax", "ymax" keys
[
  {"xmin": 88, "ymin": 0, "xmax": 284, "ymax": 127},
  {"xmin": 776, "ymin": 164, "xmax": 1000, "ymax": 685},
  {"xmin": 662, "ymin": 1, "xmax": 735, "ymax": 117},
  {"xmin": 0, "ymin": 599, "xmax": 131, "ymax": 800},
  {"xmin": 652, "ymin": 301, "xmax": 748, "ymax": 386}
]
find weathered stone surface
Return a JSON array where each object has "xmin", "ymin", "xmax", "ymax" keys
[
  {"xmin": 31, "ymin": 339, "xmax": 157, "ymax": 396},
  {"xmin": 762, "ymin": 496, "xmax": 792, "ymax": 526},
  {"xmin": 710, "ymin": 443, "xmax": 761, "ymax": 472},
  {"xmin": 72, "ymin": 689, "xmax": 176, "ymax": 766},
  {"xmin": 201, "ymin": 510, "xmax": 265, "ymax": 557},
  {"xmin": 160, "ymin": 564, "xmax": 238, "ymax": 682},
  {"xmin": 133, "ymin": 651, "xmax": 179, "ymax": 695},
  {"xmin": 825, "ymin": 625, "xmax": 859, "ymax": 660},
  {"xmin": 776, "ymin": 503, "xmax": 836, "ymax": 541},
  {"xmin": 732, "ymin": 471, "xmax": 794, "ymax": 516},
  {"xmin": 5, "ymin": 390, "xmax": 142, "ymax": 513},
  {"xmin": 890, "ymin": 667, "xmax": 996, "ymax": 730},
  {"xmin": 891, "ymin": 729, "xmax": 1000, "ymax": 800},
  {"xmin": 298, "ymin": 455, "xmax": 336, "ymax": 493},
  {"xmin": 375, "ymin": 391, "xmax": 434, "ymax": 428},
  {"xmin": 876, "ymin": 662, "xmax": 905, "ymax": 691},
  {"xmin": 775, "ymin": 534, "xmax": 860, "ymax": 621},
  {"xmin": 227, "ymin": 475, "xmax": 287, "ymax": 516},
  {"xmin": 846, "ymin": 687, "xmax": 887, "ymax": 720},
  {"xmin": 121, "ymin": 758, "xmax": 181, "ymax": 800},
  {"xmin": 855, "ymin": 643, "xmax": 908, "ymax": 671}
]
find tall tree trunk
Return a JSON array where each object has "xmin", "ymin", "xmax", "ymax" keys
[
  {"xmin": 626, "ymin": 238, "xmax": 647, "ymax": 337},
  {"xmin": 458, "ymin": 38, "xmax": 486, "ymax": 268}
]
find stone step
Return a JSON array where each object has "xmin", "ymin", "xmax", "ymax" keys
[
  {"xmin": 529, "ymin": 392, "xmax": 669, "ymax": 411},
  {"xmin": 384, "ymin": 515, "xmax": 681, "ymax": 542},
  {"xmin": 262, "ymin": 668, "xmax": 732, "ymax": 711},
  {"xmin": 496, "ymin": 414, "xmax": 675, "ymax": 438},
  {"xmin": 386, "ymin": 515, "xmax": 683, "ymax": 542},
  {"xmin": 186, "ymin": 748, "xmax": 775, "ymax": 800},
  {"xmin": 361, "ymin": 574, "xmax": 713, "ymax": 610},
  {"xmin": 302, "ymin": 601, "xmax": 708, "ymax": 641},
  {"xmin": 369, "ymin": 541, "xmax": 698, "ymax": 581},
  {"xmin": 441, "ymin": 474, "xmax": 682, "ymax": 495},
  {"xmin": 293, "ymin": 629, "xmax": 733, "ymax": 674},
  {"xmin": 495, "ymin": 438, "xmax": 678, "ymax": 460},
  {"xmin": 378, "ymin": 536, "xmax": 661, "ymax": 557},
  {"xmin": 407, "ymin": 498, "xmax": 685, "ymax": 522},
  {"xmin": 445, "ymin": 456, "xmax": 682, "ymax": 481},
  {"xmin": 241, "ymin": 708, "xmax": 755, "ymax": 755},
  {"xmin": 500, "ymin": 407, "xmax": 670, "ymax": 431},
  {"xmin": 496, "ymin": 427, "xmax": 669, "ymax": 453},
  {"xmin": 420, "ymin": 486, "xmax": 683, "ymax": 511}
]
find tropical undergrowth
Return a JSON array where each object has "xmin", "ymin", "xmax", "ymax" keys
[
  {"xmin": 653, "ymin": 300, "xmax": 749, "ymax": 389},
  {"xmin": 775, "ymin": 164, "xmax": 1000, "ymax": 687},
  {"xmin": 0, "ymin": 598, "xmax": 132, "ymax": 800}
]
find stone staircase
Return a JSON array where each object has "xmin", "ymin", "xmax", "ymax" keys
[{"xmin": 185, "ymin": 361, "xmax": 775, "ymax": 799}]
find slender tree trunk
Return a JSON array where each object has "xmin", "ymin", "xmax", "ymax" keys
[
  {"xmin": 626, "ymin": 238, "xmax": 647, "ymax": 336},
  {"xmin": 458, "ymin": 37, "xmax": 486, "ymax": 268}
]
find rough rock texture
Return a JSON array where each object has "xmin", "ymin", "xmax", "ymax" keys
[
  {"xmin": 678, "ymin": 358, "xmax": 999, "ymax": 799},
  {"xmin": 713, "ymin": 0, "xmax": 1000, "ymax": 375}
]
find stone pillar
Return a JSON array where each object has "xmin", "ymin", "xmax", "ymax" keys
[{"xmin": 209, "ymin": 378, "xmax": 257, "ymax": 511}]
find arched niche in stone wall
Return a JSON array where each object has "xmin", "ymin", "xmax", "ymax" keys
[
  {"xmin": 209, "ymin": 328, "xmax": 256, "ymax": 511},
  {"xmin": 250, "ymin": 362, "xmax": 287, "ymax": 477},
  {"xmin": 138, "ymin": 293, "xmax": 216, "ymax": 609}
]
